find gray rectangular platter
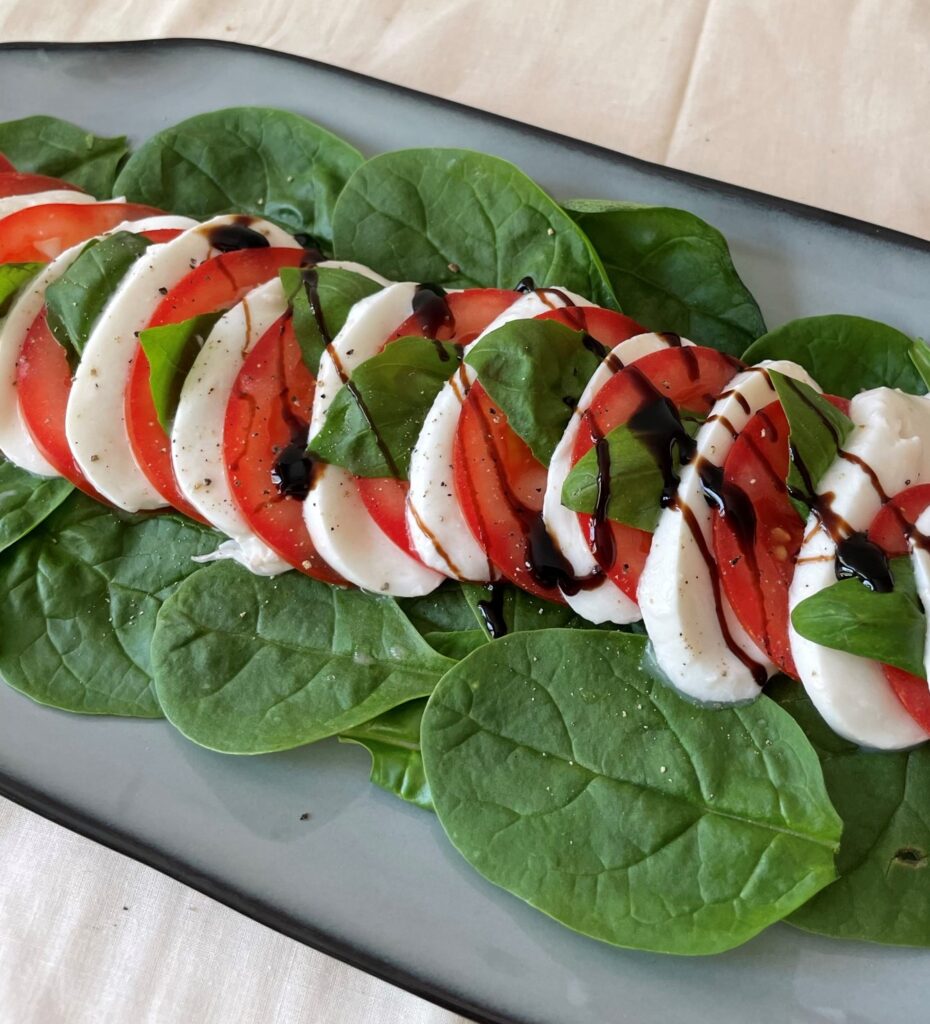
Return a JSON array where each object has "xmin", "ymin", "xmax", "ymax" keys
[{"xmin": 0, "ymin": 39, "xmax": 927, "ymax": 1024}]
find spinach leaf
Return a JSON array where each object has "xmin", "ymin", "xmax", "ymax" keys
[
  {"xmin": 113, "ymin": 107, "xmax": 362, "ymax": 248},
  {"xmin": 332, "ymin": 149, "xmax": 616, "ymax": 307},
  {"xmin": 0, "ymin": 115, "xmax": 129, "ymax": 198},
  {"xmin": 770, "ymin": 676, "xmax": 930, "ymax": 945},
  {"xmin": 309, "ymin": 336, "xmax": 462, "ymax": 478},
  {"xmin": 152, "ymin": 560, "xmax": 454, "ymax": 753},
  {"xmin": 909, "ymin": 339, "xmax": 930, "ymax": 391},
  {"xmin": 340, "ymin": 698, "xmax": 432, "ymax": 810},
  {"xmin": 563, "ymin": 199, "xmax": 765, "ymax": 355},
  {"xmin": 279, "ymin": 265, "xmax": 382, "ymax": 373},
  {"xmin": 462, "ymin": 583, "xmax": 600, "ymax": 638},
  {"xmin": 399, "ymin": 581, "xmax": 484, "ymax": 635},
  {"xmin": 421, "ymin": 629, "xmax": 841, "ymax": 954},
  {"xmin": 741, "ymin": 315, "xmax": 925, "ymax": 397},
  {"xmin": 791, "ymin": 557, "xmax": 926, "ymax": 677},
  {"xmin": 0, "ymin": 459, "xmax": 72, "ymax": 553},
  {"xmin": 422, "ymin": 630, "xmax": 489, "ymax": 660},
  {"xmin": 0, "ymin": 493, "xmax": 215, "ymax": 717},
  {"xmin": 464, "ymin": 319, "xmax": 601, "ymax": 465},
  {"xmin": 45, "ymin": 231, "xmax": 149, "ymax": 363},
  {"xmin": 139, "ymin": 313, "xmax": 223, "ymax": 432},
  {"xmin": 0, "ymin": 263, "xmax": 43, "ymax": 316},
  {"xmin": 769, "ymin": 370, "xmax": 854, "ymax": 520}
]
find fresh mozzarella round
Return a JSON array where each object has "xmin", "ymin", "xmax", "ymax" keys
[
  {"xmin": 66, "ymin": 214, "xmax": 299, "ymax": 512},
  {"xmin": 406, "ymin": 288, "xmax": 593, "ymax": 582},
  {"xmin": 789, "ymin": 388, "xmax": 930, "ymax": 749},
  {"xmin": 0, "ymin": 189, "xmax": 95, "ymax": 221},
  {"xmin": 639, "ymin": 360, "xmax": 818, "ymax": 704},
  {"xmin": 0, "ymin": 214, "xmax": 194, "ymax": 476},
  {"xmin": 543, "ymin": 332, "xmax": 695, "ymax": 625},
  {"xmin": 910, "ymin": 506, "xmax": 930, "ymax": 683}
]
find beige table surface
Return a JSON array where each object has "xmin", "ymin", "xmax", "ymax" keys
[{"xmin": 1, "ymin": 1, "xmax": 928, "ymax": 1022}]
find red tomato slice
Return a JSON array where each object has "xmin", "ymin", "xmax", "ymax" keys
[
  {"xmin": 0, "ymin": 171, "xmax": 83, "ymax": 198},
  {"xmin": 0, "ymin": 201, "xmax": 162, "ymax": 262},
  {"xmin": 124, "ymin": 247, "xmax": 306, "ymax": 521},
  {"xmin": 0, "ymin": 154, "xmax": 15, "ymax": 172},
  {"xmin": 452, "ymin": 307, "xmax": 647, "ymax": 599}
]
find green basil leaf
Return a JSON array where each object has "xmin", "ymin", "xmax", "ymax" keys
[
  {"xmin": 332, "ymin": 149, "xmax": 616, "ymax": 308},
  {"xmin": 769, "ymin": 370, "xmax": 854, "ymax": 520},
  {"xmin": 279, "ymin": 265, "xmax": 382, "ymax": 374},
  {"xmin": 113, "ymin": 107, "xmax": 362, "ymax": 247},
  {"xmin": 152, "ymin": 560, "xmax": 455, "ymax": 754},
  {"xmin": 309, "ymin": 336, "xmax": 461, "ymax": 479},
  {"xmin": 0, "ymin": 115, "xmax": 129, "ymax": 198},
  {"xmin": 421, "ymin": 629, "xmax": 841, "ymax": 954},
  {"xmin": 742, "ymin": 315, "xmax": 925, "ymax": 397},
  {"xmin": 464, "ymin": 318, "xmax": 600, "ymax": 465},
  {"xmin": 563, "ymin": 199, "xmax": 765, "ymax": 355},
  {"xmin": 0, "ymin": 262, "xmax": 43, "ymax": 317},
  {"xmin": 791, "ymin": 556, "xmax": 926, "ymax": 677},
  {"xmin": 770, "ymin": 676, "xmax": 930, "ymax": 946},
  {"xmin": 909, "ymin": 339, "xmax": 930, "ymax": 391},
  {"xmin": 45, "ymin": 231, "xmax": 150, "ymax": 363},
  {"xmin": 138, "ymin": 312, "xmax": 223, "ymax": 433},
  {"xmin": 0, "ymin": 493, "xmax": 216, "ymax": 717},
  {"xmin": 340, "ymin": 698, "xmax": 433, "ymax": 810},
  {"xmin": 0, "ymin": 459, "xmax": 73, "ymax": 553}
]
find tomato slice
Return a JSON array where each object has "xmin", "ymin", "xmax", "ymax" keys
[
  {"xmin": 452, "ymin": 306, "xmax": 646, "ymax": 599},
  {"xmin": 0, "ymin": 154, "xmax": 15, "ymax": 173},
  {"xmin": 125, "ymin": 247, "xmax": 306, "ymax": 521},
  {"xmin": 0, "ymin": 171, "xmax": 83, "ymax": 198},
  {"xmin": 0, "ymin": 201, "xmax": 163, "ymax": 262}
]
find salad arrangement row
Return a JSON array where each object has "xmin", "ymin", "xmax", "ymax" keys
[{"xmin": 0, "ymin": 108, "xmax": 928, "ymax": 954}]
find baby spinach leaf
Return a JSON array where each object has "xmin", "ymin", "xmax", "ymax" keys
[
  {"xmin": 0, "ymin": 493, "xmax": 216, "ymax": 717},
  {"xmin": 462, "ymin": 582, "xmax": 599, "ymax": 638},
  {"xmin": 464, "ymin": 318, "xmax": 601, "ymax": 465},
  {"xmin": 310, "ymin": 336, "xmax": 462, "ymax": 478},
  {"xmin": 332, "ymin": 149, "xmax": 616, "ymax": 307},
  {"xmin": 114, "ymin": 107, "xmax": 362, "ymax": 247},
  {"xmin": 909, "ymin": 339, "xmax": 930, "ymax": 391},
  {"xmin": 152, "ymin": 560, "xmax": 454, "ymax": 753},
  {"xmin": 422, "ymin": 630, "xmax": 489, "ymax": 660},
  {"xmin": 340, "ymin": 698, "xmax": 433, "ymax": 810},
  {"xmin": 0, "ymin": 263, "xmax": 43, "ymax": 316},
  {"xmin": 45, "ymin": 231, "xmax": 149, "ymax": 363},
  {"xmin": 769, "ymin": 370, "xmax": 854, "ymax": 520},
  {"xmin": 563, "ymin": 199, "xmax": 765, "ymax": 355},
  {"xmin": 0, "ymin": 115, "xmax": 129, "ymax": 198},
  {"xmin": 399, "ymin": 581, "xmax": 484, "ymax": 635},
  {"xmin": 139, "ymin": 312, "xmax": 223, "ymax": 433},
  {"xmin": 770, "ymin": 677, "xmax": 930, "ymax": 946},
  {"xmin": 791, "ymin": 557, "xmax": 926, "ymax": 677},
  {"xmin": 279, "ymin": 265, "xmax": 382, "ymax": 373},
  {"xmin": 741, "ymin": 315, "xmax": 925, "ymax": 397},
  {"xmin": 421, "ymin": 629, "xmax": 841, "ymax": 954},
  {"xmin": 0, "ymin": 459, "xmax": 72, "ymax": 553}
]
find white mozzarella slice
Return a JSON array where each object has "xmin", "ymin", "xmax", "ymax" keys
[
  {"xmin": 640, "ymin": 359, "xmax": 819, "ymax": 704},
  {"xmin": 544, "ymin": 333, "xmax": 696, "ymax": 625},
  {"xmin": 789, "ymin": 389, "xmax": 930, "ymax": 749},
  {"xmin": 405, "ymin": 288, "xmax": 594, "ymax": 582},
  {"xmin": 66, "ymin": 214, "xmax": 299, "ymax": 511},
  {"xmin": 0, "ymin": 189, "xmax": 96, "ymax": 222},
  {"xmin": 911, "ymin": 506, "xmax": 930, "ymax": 684},
  {"xmin": 0, "ymin": 214, "xmax": 193, "ymax": 476}
]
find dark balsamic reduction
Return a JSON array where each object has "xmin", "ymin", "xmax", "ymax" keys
[
  {"xmin": 272, "ymin": 426, "xmax": 316, "ymax": 500},
  {"xmin": 625, "ymin": 376, "xmax": 697, "ymax": 507},
  {"xmin": 476, "ymin": 583, "xmax": 508, "ymax": 638},
  {"xmin": 412, "ymin": 283, "xmax": 454, "ymax": 338},
  {"xmin": 581, "ymin": 333, "xmax": 609, "ymax": 360},
  {"xmin": 585, "ymin": 415, "xmax": 616, "ymax": 572},
  {"xmin": 835, "ymin": 531, "xmax": 894, "ymax": 592},
  {"xmin": 300, "ymin": 267, "xmax": 332, "ymax": 348},
  {"xmin": 515, "ymin": 276, "xmax": 536, "ymax": 293},
  {"xmin": 206, "ymin": 219, "xmax": 271, "ymax": 253}
]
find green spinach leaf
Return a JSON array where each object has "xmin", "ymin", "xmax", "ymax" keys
[
  {"xmin": 0, "ymin": 459, "xmax": 72, "ymax": 553},
  {"xmin": 113, "ymin": 107, "xmax": 362, "ymax": 247},
  {"xmin": 152, "ymin": 560, "xmax": 454, "ymax": 753},
  {"xmin": 563, "ymin": 199, "xmax": 765, "ymax": 355},
  {"xmin": 0, "ymin": 263, "xmax": 43, "ymax": 316},
  {"xmin": 462, "ymin": 583, "xmax": 600, "ymax": 638},
  {"xmin": 909, "ymin": 339, "xmax": 930, "ymax": 391},
  {"xmin": 399, "ymin": 581, "xmax": 484, "ymax": 635},
  {"xmin": 332, "ymin": 149, "xmax": 616, "ymax": 307}
]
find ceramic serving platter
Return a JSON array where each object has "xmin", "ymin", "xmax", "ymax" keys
[{"xmin": 0, "ymin": 39, "xmax": 927, "ymax": 1024}]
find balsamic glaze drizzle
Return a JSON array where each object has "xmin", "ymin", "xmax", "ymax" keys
[
  {"xmin": 412, "ymin": 283, "xmax": 454, "ymax": 338},
  {"xmin": 476, "ymin": 583, "xmax": 508, "ymax": 638},
  {"xmin": 206, "ymin": 217, "xmax": 271, "ymax": 253}
]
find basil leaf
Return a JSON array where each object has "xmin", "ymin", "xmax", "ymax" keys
[
  {"xmin": 332, "ymin": 149, "xmax": 616, "ymax": 308},
  {"xmin": 464, "ymin": 318, "xmax": 600, "ymax": 465},
  {"xmin": 114, "ymin": 107, "xmax": 362, "ymax": 247},
  {"xmin": 152, "ymin": 560, "xmax": 455, "ymax": 753},
  {"xmin": 0, "ymin": 493, "xmax": 216, "ymax": 717},
  {"xmin": 0, "ymin": 459, "xmax": 72, "ymax": 553},
  {"xmin": 769, "ymin": 370, "xmax": 854, "ymax": 520},
  {"xmin": 563, "ymin": 199, "xmax": 765, "ymax": 355},
  {"xmin": 742, "ymin": 315, "xmax": 925, "ymax": 397},
  {"xmin": 909, "ymin": 339, "xmax": 930, "ymax": 391},
  {"xmin": 0, "ymin": 262, "xmax": 43, "ymax": 316},
  {"xmin": 791, "ymin": 556, "xmax": 926, "ymax": 677},
  {"xmin": 279, "ymin": 265, "xmax": 382, "ymax": 374},
  {"xmin": 309, "ymin": 336, "xmax": 461, "ymax": 479},
  {"xmin": 45, "ymin": 231, "xmax": 149, "ymax": 363},
  {"xmin": 421, "ymin": 629, "xmax": 841, "ymax": 955},
  {"xmin": 0, "ymin": 115, "xmax": 129, "ymax": 198},
  {"xmin": 138, "ymin": 312, "xmax": 223, "ymax": 433},
  {"xmin": 771, "ymin": 677, "xmax": 930, "ymax": 946},
  {"xmin": 340, "ymin": 698, "xmax": 433, "ymax": 810}
]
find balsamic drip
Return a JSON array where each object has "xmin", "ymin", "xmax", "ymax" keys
[
  {"xmin": 659, "ymin": 331, "xmax": 682, "ymax": 347},
  {"xmin": 625, "ymin": 383, "xmax": 697, "ymax": 507},
  {"xmin": 206, "ymin": 219, "xmax": 271, "ymax": 253},
  {"xmin": 271, "ymin": 423, "xmax": 315, "ymax": 500},
  {"xmin": 584, "ymin": 414, "xmax": 616, "ymax": 572},
  {"xmin": 581, "ymin": 332, "xmax": 610, "ymax": 360},
  {"xmin": 294, "ymin": 233, "xmax": 325, "ymax": 262},
  {"xmin": 697, "ymin": 461, "xmax": 757, "ymax": 547},
  {"xmin": 680, "ymin": 345, "xmax": 700, "ymax": 381},
  {"xmin": 300, "ymin": 267, "xmax": 332, "ymax": 347},
  {"xmin": 476, "ymin": 583, "xmax": 508, "ymax": 638},
  {"xmin": 604, "ymin": 352, "xmax": 625, "ymax": 374},
  {"xmin": 515, "ymin": 276, "xmax": 536, "ymax": 293},
  {"xmin": 835, "ymin": 531, "xmax": 895, "ymax": 592},
  {"xmin": 412, "ymin": 283, "xmax": 454, "ymax": 338}
]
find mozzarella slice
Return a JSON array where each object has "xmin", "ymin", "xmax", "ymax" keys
[
  {"xmin": 789, "ymin": 388, "xmax": 930, "ymax": 749},
  {"xmin": 0, "ymin": 214, "xmax": 194, "ymax": 476},
  {"xmin": 406, "ymin": 288, "xmax": 594, "ymax": 582},
  {"xmin": 639, "ymin": 360, "xmax": 818, "ymax": 704},
  {"xmin": 66, "ymin": 214, "xmax": 299, "ymax": 511},
  {"xmin": 910, "ymin": 507, "xmax": 930, "ymax": 684},
  {"xmin": 0, "ymin": 189, "xmax": 96, "ymax": 222},
  {"xmin": 544, "ymin": 333, "xmax": 696, "ymax": 625}
]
